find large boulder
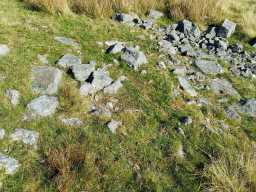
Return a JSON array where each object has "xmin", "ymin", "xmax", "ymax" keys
[
  {"xmin": 25, "ymin": 95, "xmax": 59, "ymax": 119},
  {"xmin": 217, "ymin": 19, "xmax": 236, "ymax": 38},
  {"xmin": 194, "ymin": 59, "xmax": 224, "ymax": 75},
  {"xmin": 32, "ymin": 66, "xmax": 62, "ymax": 95},
  {"xmin": 121, "ymin": 47, "xmax": 147, "ymax": 70},
  {"xmin": 209, "ymin": 78, "xmax": 240, "ymax": 98},
  {"xmin": 0, "ymin": 154, "xmax": 20, "ymax": 175},
  {"xmin": 10, "ymin": 128, "xmax": 39, "ymax": 146},
  {"xmin": 71, "ymin": 62, "xmax": 95, "ymax": 82},
  {"xmin": 57, "ymin": 54, "xmax": 81, "ymax": 69},
  {"xmin": 0, "ymin": 44, "xmax": 10, "ymax": 56}
]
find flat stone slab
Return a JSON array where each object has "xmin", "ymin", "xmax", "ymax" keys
[
  {"xmin": 0, "ymin": 154, "xmax": 20, "ymax": 175},
  {"xmin": 25, "ymin": 95, "xmax": 59, "ymax": 119},
  {"xmin": 32, "ymin": 66, "xmax": 62, "ymax": 95},
  {"xmin": 71, "ymin": 62, "xmax": 95, "ymax": 82},
  {"xmin": 5, "ymin": 89, "xmax": 20, "ymax": 106},
  {"xmin": 106, "ymin": 42, "xmax": 125, "ymax": 54},
  {"xmin": 235, "ymin": 99, "xmax": 256, "ymax": 117},
  {"xmin": 57, "ymin": 54, "xmax": 81, "ymax": 69},
  {"xmin": 54, "ymin": 36, "xmax": 80, "ymax": 49},
  {"xmin": 121, "ymin": 47, "xmax": 147, "ymax": 70},
  {"xmin": 194, "ymin": 59, "xmax": 224, "ymax": 75},
  {"xmin": 103, "ymin": 79, "xmax": 123, "ymax": 94},
  {"xmin": 10, "ymin": 128, "xmax": 39, "ymax": 146},
  {"xmin": 178, "ymin": 77, "xmax": 198, "ymax": 97},
  {"xmin": 209, "ymin": 78, "xmax": 240, "ymax": 98},
  {"xmin": 0, "ymin": 44, "xmax": 10, "ymax": 56}
]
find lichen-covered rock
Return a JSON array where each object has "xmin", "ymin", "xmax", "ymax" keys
[
  {"xmin": 5, "ymin": 89, "xmax": 20, "ymax": 106},
  {"xmin": 10, "ymin": 128, "xmax": 39, "ymax": 146},
  {"xmin": 32, "ymin": 66, "xmax": 62, "ymax": 95}
]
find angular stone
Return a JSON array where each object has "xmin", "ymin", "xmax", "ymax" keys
[
  {"xmin": 106, "ymin": 42, "xmax": 125, "ymax": 54},
  {"xmin": 71, "ymin": 63, "xmax": 95, "ymax": 82},
  {"xmin": 159, "ymin": 40, "xmax": 177, "ymax": 55},
  {"xmin": 103, "ymin": 79, "xmax": 123, "ymax": 94},
  {"xmin": 0, "ymin": 154, "xmax": 19, "ymax": 175},
  {"xmin": 32, "ymin": 66, "xmax": 62, "ymax": 95},
  {"xmin": 57, "ymin": 54, "xmax": 81, "ymax": 69},
  {"xmin": 10, "ymin": 128, "xmax": 39, "ymax": 146},
  {"xmin": 0, "ymin": 44, "xmax": 10, "ymax": 56},
  {"xmin": 25, "ymin": 95, "xmax": 59, "ymax": 119},
  {"xmin": 178, "ymin": 76, "xmax": 198, "ymax": 97},
  {"xmin": 60, "ymin": 117, "xmax": 83, "ymax": 126},
  {"xmin": 54, "ymin": 36, "xmax": 80, "ymax": 49},
  {"xmin": 236, "ymin": 99, "xmax": 256, "ymax": 117},
  {"xmin": 5, "ymin": 89, "xmax": 20, "ymax": 106},
  {"xmin": 121, "ymin": 47, "xmax": 147, "ymax": 70},
  {"xmin": 209, "ymin": 78, "xmax": 240, "ymax": 98},
  {"xmin": 148, "ymin": 9, "xmax": 164, "ymax": 20},
  {"xmin": 194, "ymin": 59, "xmax": 224, "ymax": 75},
  {"xmin": 217, "ymin": 19, "xmax": 236, "ymax": 38},
  {"xmin": 91, "ymin": 69, "xmax": 113, "ymax": 91},
  {"xmin": 176, "ymin": 20, "xmax": 201, "ymax": 38},
  {"xmin": 0, "ymin": 129, "xmax": 5, "ymax": 140},
  {"xmin": 80, "ymin": 82, "xmax": 95, "ymax": 96},
  {"xmin": 107, "ymin": 120, "xmax": 122, "ymax": 134},
  {"xmin": 140, "ymin": 19, "xmax": 154, "ymax": 29}
]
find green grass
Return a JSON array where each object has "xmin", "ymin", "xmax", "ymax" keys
[{"xmin": 0, "ymin": 0, "xmax": 256, "ymax": 191}]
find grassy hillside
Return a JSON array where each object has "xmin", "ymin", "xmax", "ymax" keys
[{"xmin": 0, "ymin": 0, "xmax": 256, "ymax": 191}]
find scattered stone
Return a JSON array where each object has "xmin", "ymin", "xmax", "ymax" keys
[
  {"xmin": 148, "ymin": 9, "xmax": 164, "ymax": 20},
  {"xmin": 60, "ymin": 117, "xmax": 83, "ymax": 127},
  {"xmin": 107, "ymin": 120, "xmax": 122, "ymax": 134},
  {"xmin": 10, "ymin": 128, "xmax": 39, "ymax": 146},
  {"xmin": 0, "ymin": 44, "xmax": 10, "ymax": 56},
  {"xmin": 5, "ymin": 89, "xmax": 20, "ymax": 106},
  {"xmin": 178, "ymin": 77, "xmax": 198, "ymax": 97},
  {"xmin": 235, "ymin": 99, "xmax": 256, "ymax": 117},
  {"xmin": 37, "ymin": 54, "xmax": 49, "ymax": 65},
  {"xmin": 140, "ymin": 19, "xmax": 154, "ymax": 29},
  {"xmin": 217, "ymin": 19, "xmax": 236, "ymax": 38},
  {"xmin": 194, "ymin": 58, "xmax": 224, "ymax": 75},
  {"xmin": 57, "ymin": 54, "xmax": 81, "ymax": 69},
  {"xmin": 179, "ymin": 116, "xmax": 193, "ymax": 125},
  {"xmin": 0, "ymin": 154, "xmax": 19, "ymax": 175},
  {"xmin": 25, "ymin": 95, "xmax": 59, "ymax": 119},
  {"xmin": 159, "ymin": 40, "xmax": 177, "ymax": 55},
  {"xmin": 176, "ymin": 20, "xmax": 201, "ymax": 38},
  {"xmin": 32, "ymin": 66, "xmax": 62, "ymax": 95},
  {"xmin": 91, "ymin": 69, "xmax": 113, "ymax": 91},
  {"xmin": 103, "ymin": 79, "xmax": 123, "ymax": 94},
  {"xmin": 172, "ymin": 66, "xmax": 187, "ymax": 76},
  {"xmin": 209, "ymin": 78, "xmax": 240, "ymax": 98},
  {"xmin": 224, "ymin": 106, "xmax": 241, "ymax": 120},
  {"xmin": 80, "ymin": 82, "xmax": 95, "ymax": 96},
  {"xmin": 156, "ymin": 61, "xmax": 167, "ymax": 70},
  {"xmin": 71, "ymin": 62, "xmax": 95, "ymax": 82},
  {"xmin": 0, "ymin": 129, "xmax": 5, "ymax": 139},
  {"xmin": 106, "ymin": 42, "xmax": 125, "ymax": 54},
  {"xmin": 121, "ymin": 47, "xmax": 147, "ymax": 70},
  {"xmin": 54, "ymin": 36, "xmax": 80, "ymax": 49}
]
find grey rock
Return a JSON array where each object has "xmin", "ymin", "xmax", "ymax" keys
[
  {"xmin": 107, "ymin": 120, "xmax": 122, "ymax": 134},
  {"xmin": 140, "ymin": 19, "xmax": 154, "ymax": 29},
  {"xmin": 172, "ymin": 66, "xmax": 187, "ymax": 76},
  {"xmin": 236, "ymin": 99, "xmax": 256, "ymax": 117},
  {"xmin": 54, "ymin": 36, "xmax": 80, "ymax": 49},
  {"xmin": 57, "ymin": 54, "xmax": 81, "ymax": 69},
  {"xmin": 0, "ymin": 44, "xmax": 10, "ymax": 56},
  {"xmin": 80, "ymin": 82, "xmax": 95, "ymax": 96},
  {"xmin": 176, "ymin": 20, "xmax": 200, "ymax": 38},
  {"xmin": 167, "ymin": 30, "xmax": 180, "ymax": 42},
  {"xmin": 217, "ymin": 19, "xmax": 236, "ymax": 38},
  {"xmin": 0, "ymin": 129, "xmax": 5, "ymax": 140},
  {"xmin": 194, "ymin": 59, "xmax": 224, "ymax": 75},
  {"xmin": 106, "ymin": 42, "xmax": 125, "ymax": 54},
  {"xmin": 159, "ymin": 40, "xmax": 177, "ymax": 55},
  {"xmin": 210, "ymin": 78, "xmax": 240, "ymax": 98},
  {"xmin": 91, "ymin": 69, "xmax": 113, "ymax": 91},
  {"xmin": 121, "ymin": 47, "xmax": 147, "ymax": 70},
  {"xmin": 32, "ymin": 66, "xmax": 62, "ymax": 95},
  {"xmin": 0, "ymin": 154, "xmax": 19, "ymax": 175},
  {"xmin": 103, "ymin": 79, "xmax": 123, "ymax": 94},
  {"xmin": 60, "ymin": 117, "xmax": 83, "ymax": 126},
  {"xmin": 10, "ymin": 128, "xmax": 39, "ymax": 146},
  {"xmin": 178, "ymin": 76, "xmax": 198, "ymax": 97},
  {"xmin": 225, "ymin": 106, "xmax": 241, "ymax": 120},
  {"xmin": 5, "ymin": 89, "xmax": 20, "ymax": 106},
  {"xmin": 148, "ymin": 9, "xmax": 164, "ymax": 20},
  {"xmin": 71, "ymin": 62, "xmax": 95, "ymax": 82},
  {"xmin": 25, "ymin": 95, "xmax": 58, "ymax": 119}
]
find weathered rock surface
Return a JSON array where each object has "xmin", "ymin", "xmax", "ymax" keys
[
  {"xmin": 0, "ymin": 44, "xmax": 10, "ymax": 56},
  {"xmin": 57, "ymin": 54, "xmax": 81, "ymax": 69},
  {"xmin": 60, "ymin": 117, "xmax": 83, "ymax": 126},
  {"xmin": 121, "ymin": 47, "xmax": 147, "ymax": 70},
  {"xmin": 10, "ymin": 128, "xmax": 39, "ymax": 146},
  {"xmin": 209, "ymin": 78, "xmax": 240, "ymax": 98},
  {"xmin": 25, "ymin": 95, "xmax": 59, "ymax": 119},
  {"xmin": 194, "ymin": 59, "xmax": 223, "ymax": 75},
  {"xmin": 71, "ymin": 62, "xmax": 95, "ymax": 82},
  {"xmin": 32, "ymin": 66, "xmax": 62, "ymax": 95},
  {"xmin": 0, "ymin": 155, "xmax": 19, "ymax": 175},
  {"xmin": 178, "ymin": 76, "xmax": 198, "ymax": 97},
  {"xmin": 106, "ymin": 42, "xmax": 125, "ymax": 54},
  {"xmin": 235, "ymin": 99, "xmax": 256, "ymax": 117},
  {"xmin": 5, "ymin": 89, "xmax": 20, "ymax": 106}
]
